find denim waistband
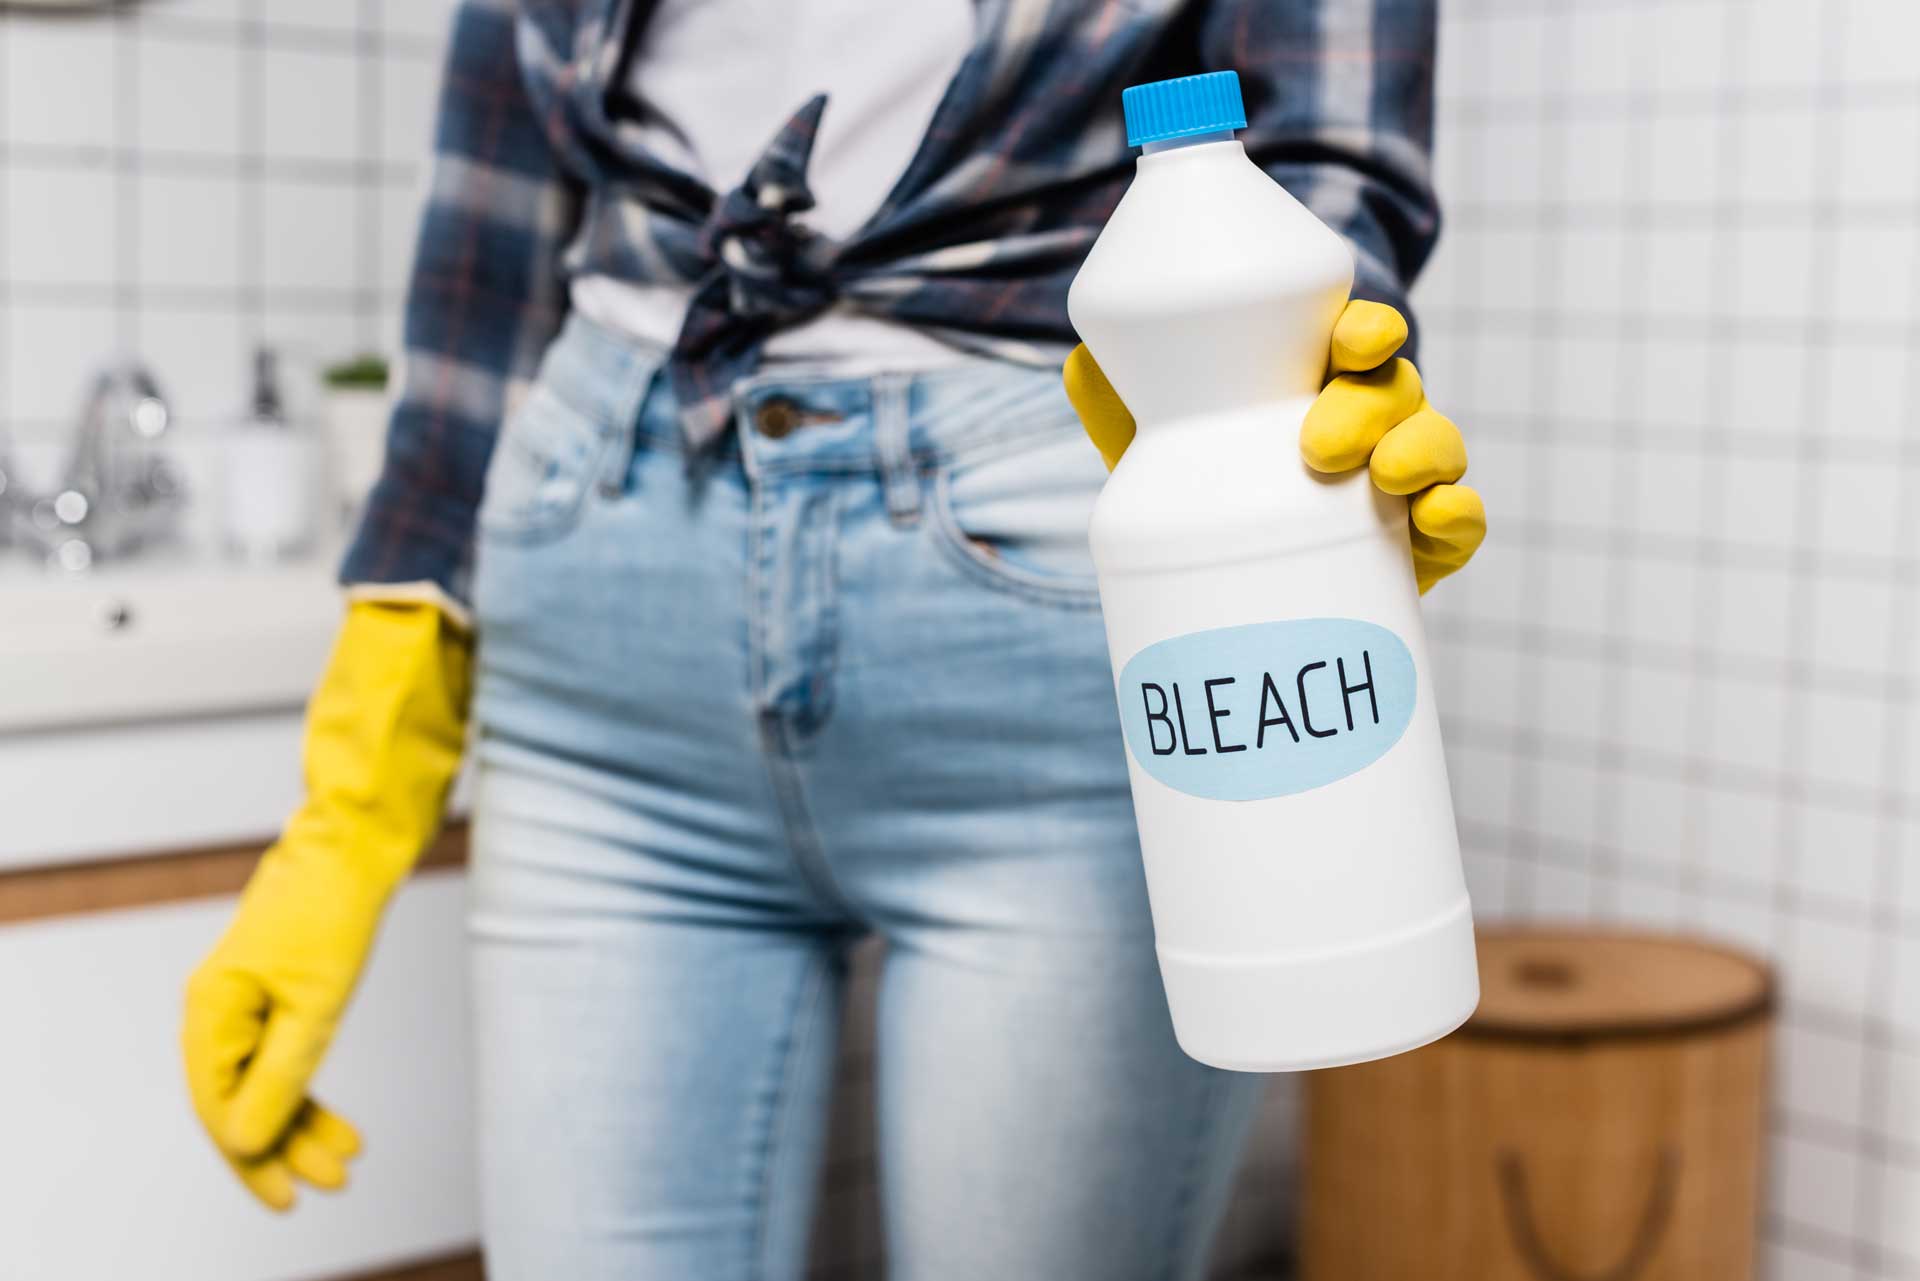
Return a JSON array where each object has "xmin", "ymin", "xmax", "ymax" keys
[{"xmin": 535, "ymin": 312, "xmax": 1079, "ymax": 478}]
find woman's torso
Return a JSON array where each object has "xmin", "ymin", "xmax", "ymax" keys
[{"xmin": 570, "ymin": 0, "xmax": 981, "ymax": 373}]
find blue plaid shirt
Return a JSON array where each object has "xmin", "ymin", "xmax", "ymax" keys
[{"xmin": 342, "ymin": 0, "xmax": 1441, "ymax": 605}]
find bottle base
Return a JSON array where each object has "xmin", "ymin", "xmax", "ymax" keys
[{"xmin": 1158, "ymin": 897, "xmax": 1479, "ymax": 1073}]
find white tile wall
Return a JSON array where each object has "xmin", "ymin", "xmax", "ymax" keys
[
  {"xmin": 0, "ymin": 0, "xmax": 453, "ymax": 460},
  {"xmin": 1422, "ymin": 2, "xmax": 1920, "ymax": 1277},
  {"xmin": 137, "ymin": 31, "xmax": 245, "ymax": 156},
  {"xmin": 4, "ymin": 21, "xmax": 117, "ymax": 149}
]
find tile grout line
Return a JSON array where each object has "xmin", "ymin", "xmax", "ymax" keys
[
  {"xmin": 1671, "ymin": 0, "xmax": 1752, "ymax": 950},
  {"xmin": 113, "ymin": 7, "xmax": 139, "ymax": 357},
  {"xmin": 1419, "ymin": 305, "xmax": 1920, "ymax": 347},
  {"xmin": 1849, "ymin": 52, "xmax": 1920, "ymax": 1281},
  {"xmin": 1431, "ymin": 610, "xmax": 1911, "ymax": 705},
  {"xmin": 1494, "ymin": 4, "xmax": 1575, "ymax": 916},
  {"xmin": 1453, "ymin": 813, "xmax": 1920, "ymax": 944},
  {"xmin": 1757, "ymin": 22, "xmax": 1850, "ymax": 1266},
  {"xmin": 0, "ymin": 15, "xmax": 10, "ymax": 456},
  {"xmin": 0, "ymin": 141, "xmax": 419, "ymax": 187},
  {"xmin": 117, "ymin": 11, "xmax": 437, "ymax": 61},
  {"xmin": 237, "ymin": 0, "xmax": 265, "ymax": 350},
  {"xmin": 354, "ymin": 0, "xmax": 383, "ymax": 353},
  {"xmin": 1444, "ymin": 713, "xmax": 1916, "ymax": 829},
  {"xmin": 1584, "ymin": 6, "xmax": 1659, "ymax": 923}
]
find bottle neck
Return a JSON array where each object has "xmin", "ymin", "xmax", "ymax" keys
[
  {"xmin": 1069, "ymin": 128, "xmax": 1355, "ymax": 426},
  {"xmin": 1139, "ymin": 129, "xmax": 1238, "ymax": 156}
]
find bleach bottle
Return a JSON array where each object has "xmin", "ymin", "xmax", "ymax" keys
[{"xmin": 1069, "ymin": 72, "xmax": 1478, "ymax": 1071}]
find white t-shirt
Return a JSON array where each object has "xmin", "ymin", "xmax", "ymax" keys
[{"xmin": 570, "ymin": 0, "xmax": 978, "ymax": 371}]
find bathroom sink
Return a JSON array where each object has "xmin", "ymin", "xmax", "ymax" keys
[{"xmin": 0, "ymin": 553, "xmax": 342, "ymax": 733}]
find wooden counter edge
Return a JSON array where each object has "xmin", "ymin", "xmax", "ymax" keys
[
  {"xmin": 344, "ymin": 1250, "xmax": 483, "ymax": 1281},
  {"xmin": 0, "ymin": 825, "xmax": 468, "ymax": 925}
]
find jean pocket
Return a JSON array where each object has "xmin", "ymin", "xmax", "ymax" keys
[
  {"xmin": 927, "ymin": 427, "xmax": 1106, "ymax": 608},
  {"xmin": 476, "ymin": 387, "xmax": 611, "ymax": 544}
]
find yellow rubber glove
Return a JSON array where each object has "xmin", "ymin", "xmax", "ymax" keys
[
  {"xmin": 183, "ymin": 599, "xmax": 471, "ymax": 1211},
  {"xmin": 1064, "ymin": 300, "xmax": 1487, "ymax": 592}
]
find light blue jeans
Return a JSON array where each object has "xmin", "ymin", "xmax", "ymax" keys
[{"xmin": 467, "ymin": 315, "xmax": 1264, "ymax": 1280}]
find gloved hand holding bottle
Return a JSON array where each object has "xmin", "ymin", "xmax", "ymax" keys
[
  {"xmin": 1065, "ymin": 299, "xmax": 1486, "ymax": 591},
  {"xmin": 181, "ymin": 600, "xmax": 470, "ymax": 1210}
]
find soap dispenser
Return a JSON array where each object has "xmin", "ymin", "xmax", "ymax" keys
[{"xmin": 223, "ymin": 347, "xmax": 319, "ymax": 564}]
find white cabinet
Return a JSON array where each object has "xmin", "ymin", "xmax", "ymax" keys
[{"xmin": 0, "ymin": 874, "xmax": 478, "ymax": 1280}]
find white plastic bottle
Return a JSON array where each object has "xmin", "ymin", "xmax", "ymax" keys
[{"xmin": 1069, "ymin": 71, "xmax": 1478, "ymax": 1071}]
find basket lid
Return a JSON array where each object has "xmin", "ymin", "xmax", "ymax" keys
[{"xmin": 1464, "ymin": 927, "xmax": 1774, "ymax": 1043}]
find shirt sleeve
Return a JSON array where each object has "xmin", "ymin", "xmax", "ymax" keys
[
  {"xmin": 339, "ymin": 0, "xmax": 582, "ymax": 607},
  {"xmin": 1202, "ymin": 0, "xmax": 1441, "ymax": 356}
]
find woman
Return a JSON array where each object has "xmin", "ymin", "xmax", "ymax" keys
[{"xmin": 182, "ymin": 1, "xmax": 1483, "ymax": 1276}]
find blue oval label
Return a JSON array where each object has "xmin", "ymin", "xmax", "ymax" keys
[{"xmin": 1117, "ymin": 618, "xmax": 1416, "ymax": 801}]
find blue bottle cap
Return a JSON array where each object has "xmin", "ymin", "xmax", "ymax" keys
[{"xmin": 1121, "ymin": 71, "xmax": 1247, "ymax": 149}]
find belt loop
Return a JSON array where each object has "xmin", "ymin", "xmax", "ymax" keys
[
  {"xmin": 598, "ymin": 411, "xmax": 636, "ymax": 497},
  {"xmin": 874, "ymin": 372, "xmax": 920, "ymax": 526},
  {"xmin": 599, "ymin": 359, "xmax": 658, "ymax": 497}
]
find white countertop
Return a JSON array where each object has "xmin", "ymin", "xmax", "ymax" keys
[
  {"xmin": 0, "ymin": 550, "xmax": 343, "ymax": 734},
  {"xmin": 0, "ymin": 549, "xmax": 345, "ymax": 869}
]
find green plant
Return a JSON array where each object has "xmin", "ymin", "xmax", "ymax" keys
[{"xmin": 323, "ymin": 354, "xmax": 390, "ymax": 392}]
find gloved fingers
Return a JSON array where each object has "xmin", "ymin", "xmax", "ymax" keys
[
  {"xmin": 1408, "ymin": 484, "xmax": 1486, "ymax": 594},
  {"xmin": 1409, "ymin": 482, "xmax": 1487, "ymax": 548},
  {"xmin": 301, "ymin": 1101, "xmax": 363, "ymax": 1160},
  {"xmin": 225, "ymin": 1151, "xmax": 297, "ymax": 1213},
  {"xmin": 1369, "ymin": 405, "xmax": 1467, "ymax": 496},
  {"xmin": 1063, "ymin": 344, "xmax": 1137, "ymax": 471},
  {"xmin": 221, "ymin": 1009, "xmax": 333, "ymax": 1158},
  {"xmin": 283, "ymin": 1118, "xmax": 351, "ymax": 1192},
  {"xmin": 1411, "ymin": 530, "xmax": 1477, "ymax": 594},
  {"xmin": 220, "ymin": 1106, "xmax": 363, "ymax": 1206},
  {"xmin": 1414, "ymin": 554, "xmax": 1467, "ymax": 595},
  {"xmin": 182, "ymin": 966, "xmax": 268, "ymax": 1131},
  {"xmin": 1330, "ymin": 300, "xmax": 1409, "ymax": 374},
  {"xmin": 1300, "ymin": 358, "xmax": 1425, "ymax": 473}
]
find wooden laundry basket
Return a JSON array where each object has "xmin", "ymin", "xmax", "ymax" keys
[{"xmin": 1301, "ymin": 928, "xmax": 1773, "ymax": 1281}]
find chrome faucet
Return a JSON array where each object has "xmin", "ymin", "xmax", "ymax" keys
[{"xmin": 2, "ymin": 363, "xmax": 186, "ymax": 572}]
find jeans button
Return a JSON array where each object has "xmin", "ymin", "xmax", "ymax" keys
[{"xmin": 755, "ymin": 397, "xmax": 802, "ymax": 439}]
